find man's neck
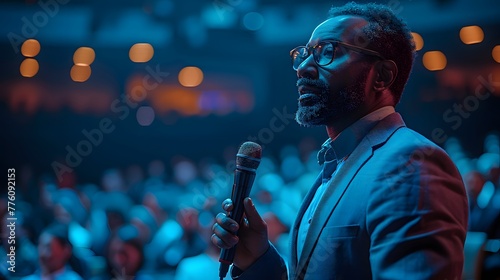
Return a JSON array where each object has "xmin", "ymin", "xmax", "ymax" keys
[
  {"xmin": 326, "ymin": 117, "xmax": 356, "ymax": 140},
  {"xmin": 326, "ymin": 102, "xmax": 394, "ymax": 140}
]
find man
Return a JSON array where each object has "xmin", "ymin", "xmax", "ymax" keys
[
  {"xmin": 104, "ymin": 225, "xmax": 153, "ymax": 280},
  {"xmin": 22, "ymin": 223, "xmax": 83, "ymax": 280},
  {"xmin": 212, "ymin": 2, "xmax": 468, "ymax": 280}
]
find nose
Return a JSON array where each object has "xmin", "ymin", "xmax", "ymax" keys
[{"xmin": 296, "ymin": 54, "xmax": 318, "ymax": 79}]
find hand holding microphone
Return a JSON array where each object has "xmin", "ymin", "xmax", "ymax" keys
[{"xmin": 211, "ymin": 142, "xmax": 270, "ymax": 279}]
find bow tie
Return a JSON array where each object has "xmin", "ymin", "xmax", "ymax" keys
[{"xmin": 317, "ymin": 144, "xmax": 337, "ymax": 166}]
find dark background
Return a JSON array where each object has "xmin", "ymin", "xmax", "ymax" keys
[{"xmin": 1, "ymin": 0, "xmax": 499, "ymax": 184}]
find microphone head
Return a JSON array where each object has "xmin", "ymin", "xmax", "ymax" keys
[{"xmin": 236, "ymin": 142, "xmax": 262, "ymax": 170}]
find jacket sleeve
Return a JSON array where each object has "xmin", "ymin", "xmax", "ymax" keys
[
  {"xmin": 367, "ymin": 145, "xmax": 468, "ymax": 279},
  {"xmin": 230, "ymin": 242, "xmax": 288, "ymax": 280}
]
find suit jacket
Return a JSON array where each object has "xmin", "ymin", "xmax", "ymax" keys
[{"xmin": 234, "ymin": 113, "xmax": 468, "ymax": 280}]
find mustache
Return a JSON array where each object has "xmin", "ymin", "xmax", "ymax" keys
[{"xmin": 296, "ymin": 78, "xmax": 328, "ymax": 90}]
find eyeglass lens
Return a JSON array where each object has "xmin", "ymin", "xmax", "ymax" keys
[{"xmin": 292, "ymin": 42, "xmax": 336, "ymax": 70}]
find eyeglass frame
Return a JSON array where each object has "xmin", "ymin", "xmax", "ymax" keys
[{"xmin": 290, "ymin": 40, "xmax": 386, "ymax": 70}]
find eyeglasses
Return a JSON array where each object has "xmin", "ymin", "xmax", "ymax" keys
[{"xmin": 290, "ymin": 40, "xmax": 385, "ymax": 70}]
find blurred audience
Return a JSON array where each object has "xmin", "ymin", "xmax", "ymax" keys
[
  {"xmin": 445, "ymin": 133, "xmax": 500, "ymax": 279},
  {"xmin": 98, "ymin": 225, "xmax": 153, "ymax": 280},
  {"xmin": 174, "ymin": 217, "xmax": 230, "ymax": 280},
  {"xmin": 465, "ymin": 171, "xmax": 487, "ymax": 211},
  {"xmin": 3, "ymin": 132, "xmax": 499, "ymax": 279},
  {"xmin": 21, "ymin": 223, "xmax": 83, "ymax": 280}
]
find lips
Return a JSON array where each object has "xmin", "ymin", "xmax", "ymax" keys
[
  {"xmin": 298, "ymin": 85, "xmax": 320, "ymax": 96},
  {"xmin": 297, "ymin": 84, "xmax": 320, "ymax": 103},
  {"xmin": 298, "ymin": 86, "xmax": 321, "ymax": 106}
]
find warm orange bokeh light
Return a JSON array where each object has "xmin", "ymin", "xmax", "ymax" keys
[
  {"xmin": 460, "ymin": 25, "xmax": 484, "ymax": 45},
  {"xmin": 150, "ymin": 86, "xmax": 201, "ymax": 116},
  {"xmin": 492, "ymin": 45, "xmax": 500, "ymax": 63},
  {"xmin": 21, "ymin": 39, "xmax": 41, "ymax": 57},
  {"xmin": 423, "ymin": 51, "xmax": 447, "ymax": 71},
  {"xmin": 73, "ymin": 47, "xmax": 96, "ymax": 66},
  {"xmin": 178, "ymin": 66, "xmax": 204, "ymax": 87},
  {"xmin": 411, "ymin": 32, "xmax": 424, "ymax": 51},
  {"xmin": 71, "ymin": 65, "xmax": 92, "ymax": 82},
  {"xmin": 129, "ymin": 43, "xmax": 154, "ymax": 63},
  {"xmin": 20, "ymin": 58, "xmax": 39, "ymax": 77}
]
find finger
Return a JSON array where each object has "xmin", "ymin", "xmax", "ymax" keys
[
  {"xmin": 222, "ymin": 199, "xmax": 233, "ymax": 212},
  {"xmin": 211, "ymin": 233, "xmax": 235, "ymax": 249},
  {"xmin": 243, "ymin": 198, "xmax": 267, "ymax": 231},
  {"xmin": 212, "ymin": 224, "xmax": 239, "ymax": 247},
  {"xmin": 215, "ymin": 212, "xmax": 239, "ymax": 233}
]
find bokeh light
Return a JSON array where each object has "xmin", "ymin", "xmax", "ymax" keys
[
  {"xmin": 243, "ymin": 12, "xmax": 264, "ymax": 31},
  {"xmin": 460, "ymin": 25, "xmax": 484, "ymax": 45},
  {"xmin": 411, "ymin": 32, "xmax": 424, "ymax": 51},
  {"xmin": 492, "ymin": 45, "xmax": 500, "ymax": 63},
  {"xmin": 20, "ymin": 58, "xmax": 39, "ymax": 77},
  {"xmin": 70, "ymin": 65, "xmax": 91, "ymax": 82},
  {"xmin": 21, "ymin": 39, "xmax": 40, "ymax": 57},
  {"xmin": 423, "ymin": 51, "xmax": 447, "ymax": 71},
  {"xmin": 73, "ymin": 47, "xmax": 96, "ymax": 66},
  {"xmin": 149, "ymin": 87, "xmax": 201, "ymax": 115},
  {"xmin": 136, "ymin": 106, "xmax": 155, "ymax": 126},
  {"xmin": 129, "ymin": 43, "xmax": 154, "ymax": 63},
  {"xmin": 178, "ymin": 66, "xmax": 204, "ymax": 87}
]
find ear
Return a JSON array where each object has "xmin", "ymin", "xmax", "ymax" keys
[{"xmin": 373, "ymin": 60, "xmax": 398, "ymax": 91}]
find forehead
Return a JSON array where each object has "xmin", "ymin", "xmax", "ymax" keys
[{"xmin": 307, "ymin": 15, "xmax": 369, "ymax": 46}]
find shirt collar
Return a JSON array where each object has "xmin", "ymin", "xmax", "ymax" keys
[{"xmin": 317, "ymin": 106, "xmax": 395, "ymax": 165}]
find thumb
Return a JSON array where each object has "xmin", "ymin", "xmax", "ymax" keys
[{"xmin": 243, "ymin": 197, "xmax": 267, "ymax": 231}]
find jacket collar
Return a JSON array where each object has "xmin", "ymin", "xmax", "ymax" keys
[{"xmin": 291, "ymin": 112, "xmax": 406, "ymax": 279}]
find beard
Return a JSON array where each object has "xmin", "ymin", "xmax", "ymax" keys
[{"xmin": 295, "ymin": 72, "xmax": 367, "ymax": 127}]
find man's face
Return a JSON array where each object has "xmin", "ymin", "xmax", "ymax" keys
[
  {"xmin": 109, "ymin": 239, "xmax": 142, "ymax": 277},
  {"xmin": 38, "ymin": 233, "xmax": 71, "ymax": 274},
  {"xmin": 295, "ymin": 16, "xmax": 374, "ymax": 127}
]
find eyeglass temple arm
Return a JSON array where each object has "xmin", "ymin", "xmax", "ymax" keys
[{"xmin": 337, "ymin": 41, "xmax": 385, "ymax": 60}]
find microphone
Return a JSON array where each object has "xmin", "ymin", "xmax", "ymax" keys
[{"xmin": 219, "ymin": 141, "xmax": 262, "ymax": 279}]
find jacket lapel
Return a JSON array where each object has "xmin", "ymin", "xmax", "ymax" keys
[
  {"xmin": 292, "ymin": 113, "xmax": 406, "ymax": 279},
  {"xmin": 290, "ymin": 172, "xmax": 323, "ymax": 271}
]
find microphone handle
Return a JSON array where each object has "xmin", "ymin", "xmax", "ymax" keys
[{"xmin": 219, "ymin": 168, "xmax": 256, "ymax": 278}]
